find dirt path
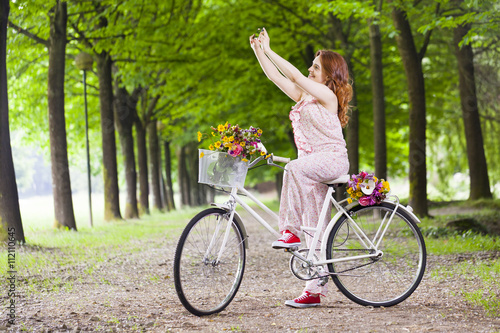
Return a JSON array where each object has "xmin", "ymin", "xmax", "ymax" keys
[{"xmin": 3, "ymin": 210, "xmax": 500, "ymax": 333}]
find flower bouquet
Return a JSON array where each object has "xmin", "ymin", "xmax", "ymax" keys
[
  {"xmin": 347, "ymin": 171, "xmax": 390, "ymax": 206},
  {"xmin": 198, "ymin": 122, "xmax": 268, "ymax": 162},
  {"xmin": 198, "ymin": 122, "xmax": 268, "ymax": 187}
]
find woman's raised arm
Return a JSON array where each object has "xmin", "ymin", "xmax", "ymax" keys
[
  {"xmin": 258, "ymin": 28, "xmax": 336, "ymax": 109},
  {"xmin": 250, "ymin": 34, "xmax": 303, "ymax": 102}
]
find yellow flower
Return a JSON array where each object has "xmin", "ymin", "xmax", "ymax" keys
[
  {"xmin": 257, "ymin": 129, "xmax": 263, "ymax": 135},
  {"xmin": 265, "ymin": 154, "xmax": 271, "ymax": 159},
  {"xmin": 197, "ymin": 131, "xmax": 202, "ymax": 142},
  {"xmin": 242, "ymin": 158, "xmax": 248, "ymax": 162},
  {"xmin": 260, "ymin": 151, "xmax": 266, "ymax": 156},
  {"xmin": 229, "ymin": 136, "xmax": 234, "ymax": 142},
  {"xmin": 218, "ymin": 124, "xmax": 225, "ymax": 132},
  {"xmin": 209, "ymin": 144, "xmax": 214, "ymax": 150},
  {"xmin": 240, "ymin": 141, "xmax": 246, "ymax": 147},
  {"xmin": 200, "ymin": 151, "xmax": 205, "ymax": 158},
  {"xmin": 223, "ymin": 136, "xmax": 230, "ymax": 143},
  {"xmin": 347, "ymin": 187, "xmax": 353, "ymax": 194},
  {"xmin": 373, "ymin": 176, "xmax": 378, "ymax": 183},
  {"xmin": 347, "ymin": 198, "xmax": 353, "ymax": 204},
  {"xmin": 211, "ymin": 132, "xmax": 216, "ymax": 136},
  {"xmin": 215, "ymin": 141, "xmax": 221, "ymax": 148},
  {"xmin": 383, "ymin": 181, "xmax": 390, "ymax": 191}
]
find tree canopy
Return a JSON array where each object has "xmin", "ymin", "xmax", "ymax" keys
[{"xmin": 4, "ymin": 0, "xmax": 500, "ymax": 228}]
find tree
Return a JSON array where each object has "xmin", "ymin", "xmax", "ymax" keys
[
  {"xmin": 114, "ymin": 77, "xmax": 140, "ymax": 218},
  {"xmin": 9, "ymin": 1, "xmax": 77, "ymax": 229},
  {"xmin": 453, "ymin": 22, "xmax": 492, "ymax": 199},
  {"xmin": 96, "ymin": 49, "xmax": 122, "ymax": 221},
  {"xmin": 148, "ymin": 119, "xmax": 163, "ymax": 211},
  {"xmin": 163, "ymin": 140, "xmax": 176, "ymax": 211},
  {"xmin": 391, "ymin": 2, "xmax": 432, "ymax": 216},
  {"xmin": 369, "ymin": 0, "xmax": 387, "ymax": 180},
  {"xmin": 0, "ymin": 0, "xmax": 24, "ymax": 242},
  {"xmin": 327, "ymin": 14, "xmax": 360, "ymax": 175}
]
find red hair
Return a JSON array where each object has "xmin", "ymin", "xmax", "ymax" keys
[{"xmin": 315, "ymin": 50, "xmax": 352, "ymax": 128}]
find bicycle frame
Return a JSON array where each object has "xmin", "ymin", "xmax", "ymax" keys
[{"xmin": 206, "ymin": 156, "xmax": 411, "ymax": 276}]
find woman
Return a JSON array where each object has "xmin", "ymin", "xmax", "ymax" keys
[{"xmin": 250, "ymin": 28, "xmax": 352, "ymax": 308}]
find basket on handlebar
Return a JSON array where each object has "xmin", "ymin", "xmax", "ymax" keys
[{"xmin": 198, "ymin": 149, "xmax": 249, "ymax": 188}]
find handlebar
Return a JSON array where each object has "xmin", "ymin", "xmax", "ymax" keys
[
  {"xmin": 248, "ymin": 153, "xmax": 290, "ymax": 169},
  {"xmin": 272, "ymin": 155, "xmax": 291, "ymax": 164}
]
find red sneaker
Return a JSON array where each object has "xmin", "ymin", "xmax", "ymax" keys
[
  {"xmin": 272, "ymin": 230, "xmax": 301, "ymax": 249},
  {"xmin": 285, "ymin": 291, "xmax": 321, "ymax": 308}
]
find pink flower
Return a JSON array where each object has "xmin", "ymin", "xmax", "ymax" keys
[
  {"xmin": 358, "ymin": 196, "xmax": 377, "ymax": 206},
  {"xmin": 358, "ymin": 196, "xmax": 370, "ymax": 206},
  {"xmin": 229, "ymin": 144, "xmax": 243, "ymax": 157}
]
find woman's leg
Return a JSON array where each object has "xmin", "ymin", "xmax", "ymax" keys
[
  {"xmin": 303, "ymin": 182, "xmax": 330, "ymax": 296},
  {"xmin": 278, "ymin": 152, "xmax": 349, "ymax": 295},
  {"xmin": 279, "ymin": 152, "xmax": 346, "ymax": 236}
]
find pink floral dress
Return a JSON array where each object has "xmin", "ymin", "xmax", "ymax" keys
[{"xmin": 278, "ymin": 97, "xmax": 349, "ymax": 296}]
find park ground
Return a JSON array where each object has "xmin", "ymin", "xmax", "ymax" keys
[{"xmin": 1, "ymin": 193, "xmax": 500, "ymax": 332}]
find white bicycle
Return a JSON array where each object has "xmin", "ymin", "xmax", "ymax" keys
[{"xmin": 173, "ymin": 151, "xmax": 426, "ymax": 316}]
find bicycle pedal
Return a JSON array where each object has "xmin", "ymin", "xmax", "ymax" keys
[{"xmin": 285, "ymin": 246, "xmax": 299, "ymax": 252}]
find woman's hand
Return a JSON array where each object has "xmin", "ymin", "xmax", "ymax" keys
[
  {"xmin": 258, "ymin": 28, "xmax": 270, "ymax": 52},
  {"xmin": 249, "ymin": 34, "xmax": 262, "ymax": 51}
]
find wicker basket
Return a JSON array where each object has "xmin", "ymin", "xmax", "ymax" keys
[{"xmin": 198, "ymin": 149, "xmax": 249, "ymax": 188}]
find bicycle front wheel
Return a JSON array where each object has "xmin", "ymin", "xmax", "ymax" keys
[
  {"xmin": 173, "ymin": 208, "xmax": 246, "ymax": 316},
  {"xmin": 326, "ymin": 202, "xmax": 426, "ymax": 307}
]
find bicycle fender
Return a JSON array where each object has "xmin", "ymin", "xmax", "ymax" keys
[
  {"xmin": 210, "ymin": 203, "xmax": 249, "ymax": 249},
  {"xmin": 392, "ymin": 203, "xmax": 421, "ymax": 224}
]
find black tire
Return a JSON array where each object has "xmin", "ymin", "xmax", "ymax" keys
[
  {"xmin": 326, "ymin": 202, "xmax": 426, "ymax": 307},
  {"xmin": 173, "ymin": 208, "xmax": 246, "ymax": 316}
]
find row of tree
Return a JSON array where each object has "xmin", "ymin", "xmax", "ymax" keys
[{"xmin": 1, "ymin": 0, "xmax": 499, "ymax": 242}]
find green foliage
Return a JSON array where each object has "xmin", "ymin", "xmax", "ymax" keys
[{"xmin": 6, "ymin": 0, "xmax": 500, "ymax": 199}]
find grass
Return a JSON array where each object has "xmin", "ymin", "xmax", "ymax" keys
[
  {"xmin": 430, "ymin": 259, "xmax": 500, "ymax": 317},
  {"xmin": 423, "ymin": 232, "xmax": 499, "ymax": 255},
  {"xmin": 424, "ymin": 199, "xmax": 500, "ymax": 317}
]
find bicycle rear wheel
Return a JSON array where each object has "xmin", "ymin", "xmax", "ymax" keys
[
  {"xmin": 174, "ymin": 208, "xmax": 246, "ymax": 316},
  {"xmin": 326, "ymin": 202, "xmax": 426, "ymax": 307}
]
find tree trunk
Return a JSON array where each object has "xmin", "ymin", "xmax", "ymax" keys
[
  {"xmin": 136, "ymin": 119, "xmax": 149, "ymax": 215},
  {"xmin": 48, "ymin": 1, "xmax": 76, "ymax": 230},
  {"xmin": 186, "ymin": 142, "xmax": 202, "ymax": 206},
  {"xmin": 392, "ymin": 7, "xmax": 428, "ymax": 216},
  {"xmin": 328, "ymin": 14, "xmax": 359, "ymax": 174},
  {"xmin": 369, "ymin": 10, "xmax": 387, "ymax": 180},
  {"xmin": 163, "ymin": 140, "xmax": 176, "ymax": 211},
  {"xmin": 0, "ymin": 0, "xmax": 25, "ymax": 242},
  {"xmin": 96, "ymin": 51, "xmax": 121, "ymax": 221},
  {"xmin": 177, "ymin": 144, "xmax": 191, "ymax": 207},
  {"xmin": 453, "ymin": 23, "xmax": 492, "ymax": 200},
  {"xmin": 148, "ymin": 121, "xmax": 163, "ymax": 211},
  {"xmin": 114, "ymin": 82, "xmax": 139, "ymax": 219}
]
